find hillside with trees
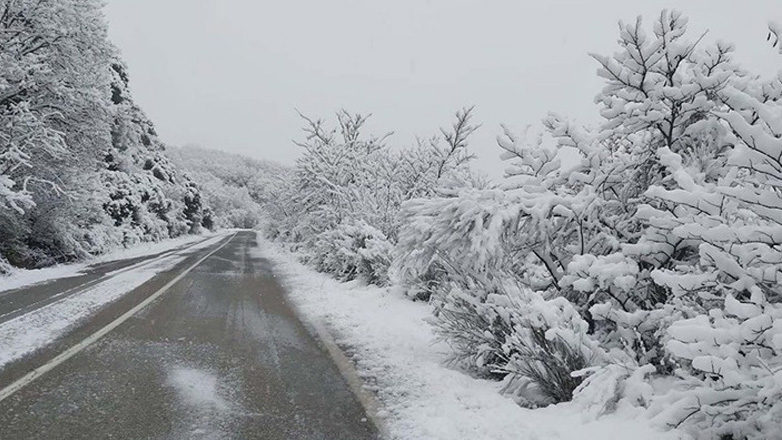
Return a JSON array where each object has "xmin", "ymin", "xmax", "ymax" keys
[
  {"xmin": 0, "ymin": 0, "xmax": 212, "ymax": 273},
  {"xmin": 166, "ymin": 144, "xmax": 291, "ymax": 229}
]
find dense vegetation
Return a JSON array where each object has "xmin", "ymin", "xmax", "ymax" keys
[
  {"xmin": 266, "ymin": 12, "xmax": 782, "ymax": 440},
  {"xmin": 0, "ymin": 0, "xmax": 212, "ymax": 272},
  {"xmin": 166, "ymin": 145, "xmax": 291, "ymax": 230}
]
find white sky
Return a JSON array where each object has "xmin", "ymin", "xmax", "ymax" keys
[{"xmin": 103, "ymin": 1, "xmax": 780, "ymax": 176}]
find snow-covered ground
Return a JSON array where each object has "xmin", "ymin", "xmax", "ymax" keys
[
  {"xmin": 0, "ymin": 233, "xmax": 229, "ymax": 369},
  {"xmin": 0, "ymin": 232, "xmax": 218, "ymax": 294},
  {"xmin": 257, "ymin": 234, "xmax": 689, "ymax": 440}
]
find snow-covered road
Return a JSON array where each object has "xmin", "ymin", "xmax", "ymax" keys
[
  {"xmin": 0, "ymin": 234, "xmax": 226, "ymax": 369},
  {"xmin": 0, "ymin": 231, "xmax": 377, "ymax": 439}
]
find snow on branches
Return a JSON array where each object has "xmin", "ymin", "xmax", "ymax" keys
[
  {"xmin": 389, "ymin": 10, "xmax": 782, "ymax": 439},
  {"xmin": 271, "ymin": 107, "xmax": 482, "ymax": 285},
  {"xmin": 260, "ymin": 9, "xmax": 782, "ymax": 439}
]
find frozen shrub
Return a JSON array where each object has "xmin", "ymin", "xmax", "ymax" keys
[
  {"xmin": 433, "ymin": 279, "xmax": 603, "ymax": 405},
  {"xmin": 308, "ymin": 220, "xmax": 394, "ymax": 285},
  {"xmin": 496, "ymin": 286, "xmax": 605, "ymax": 404},
  {"xmin": 271, "ymin": 108, "xmax": 481, "ymax": 289},
  {"xmin": 505, "ymin": 327, "xmax": 589, "ymax": 404},
  {"xmin": 432, "ymin": 285, "xmax": 511, "ymax": 378},
  {"xmin": 570, "ymin": 363, "xmax": 658, "ymax": 421},
  {"xmin": 394, "ymin": 188, "xmax": 522, "ymax": 301},
  {"xmin": 0, "ymin": 256, "xmax": 11, "ymax": 275},
  {"xmin": 647, "ymin": 297, "xmax": 782, "ymax": 440}
]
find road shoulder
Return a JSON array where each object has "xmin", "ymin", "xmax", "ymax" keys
[{"xmin": 255, "ymin": 233, "xmax": 688, "ymax": 440}]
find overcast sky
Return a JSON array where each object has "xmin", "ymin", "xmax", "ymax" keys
[{"xmin": 103, "ymin": 1, "xmax": 780, "ymax": 176}]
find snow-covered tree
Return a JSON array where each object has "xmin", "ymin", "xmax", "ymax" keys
[
  {"xmin": 623, "ymin": 47, "xmax": 782, "ymax": 439},
  {"xmin": 0, "ymin": 0, "xmax": 113, "ymax": 211},
  {"xmin": 269, "ymin": 108, "xmax": 481, "ymax": 284},
  {"xmin": 0, "ymin": 0, "xmax": 214, "ymax": 271}
]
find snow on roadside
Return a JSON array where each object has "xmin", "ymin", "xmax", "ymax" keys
[
  {"xmin": 256, "ymin": 234, "xmax": 689, "ymax": 440},
  {"xmin": 0, "ymin": 232, "xmax": 218, "ymax": 294},
  {"xmin": 0, "ymin": 234, "xmax": 229, "ymax": 369}
]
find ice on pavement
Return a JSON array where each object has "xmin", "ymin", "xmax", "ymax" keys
[{"xmin": 168, "ymin": 367, "xmax": 230, "ymax": 411}]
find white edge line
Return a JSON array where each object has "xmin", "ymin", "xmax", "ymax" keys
[
  {"xmin": 306, "ymin": 316, "xmax": 390, "ymax": 438},
  {"xmin": 0, "ymin": 232, "xmax": 238, "ymax": 403}
]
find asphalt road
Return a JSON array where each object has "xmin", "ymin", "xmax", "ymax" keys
[
  {"xmin": 0, "ymin": 239, "xmax": 208, "ymax": 325},
  {"xmin": 0, "ymin": 231, "xmax": 378, "ymax": 440}
]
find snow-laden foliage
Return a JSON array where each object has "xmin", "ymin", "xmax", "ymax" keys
[
  {"xmin": 0, "ymin": 1, "xmax": 212, "ymax": 271},
  {"xmin": 252, "ymin": 10, "xmax": 782, "ymax": 438},
  {"xmin": 101, "ymin": 61, "xmax": 214, "ymax": 241},
  {"xmin": 379, "ymin": 10, "xmax": 782, "ymax": 439},
  {"xmin": 394, "ymin": 188, "xmax": 522, "ymax": 300},
  {"xmin": 307, "ymin": 219, "xmax": 394, "ymax": 285},
  {"xmin": 431, "ymin": 275, "xmax": 605, "ymax": 405},
  {"xmin": 268, "ymin": 108, "xmax": 484, "ymax": 284},
  {"xmin": 0, "ymin": 0, "xmax": 110, "ymax": 214},
  {"xmin": 610, "ymin": 74, "xmax": 782, "ymax": 439}
]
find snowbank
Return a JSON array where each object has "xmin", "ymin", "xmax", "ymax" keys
[
  {"xmin": 256, "ymin": 234, "xmax": 689, "ymax": 440},
  {"xmin": 0, "ymin": 233, "xmax": 229, "ymax": 369},
  {"xmin": 0, "ymin": 232, "xmax": 218, "ymax": 294}
]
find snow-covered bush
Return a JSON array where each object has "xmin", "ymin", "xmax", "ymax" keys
[
  {"xmin": 394, "ymin": 188, "xmax": 521, "ymax": 301},
  {"xmin": 390, "ymin": 14, "xmax": 782, "ymax": 435},
  {"xmin": 649, "ymin": 297, "xmax": 782, "ymax": 440},
  {"xmin": 433, "ymin": 278, "xmax": 603, "ymax": 405},
  {"xmin": 307, "ymin": 220, "xmax": 394, "ymax": 285},
  {"xmin": 0, "ymin": 256, "xmax": 11, "ymax": 275},
  {"xmin": 615, "ymin": 48, "xmax": 782, "ymax": 439},
  {"xmin": 533, "ymin": 12, "xmax": 782, "ymax": 440}
]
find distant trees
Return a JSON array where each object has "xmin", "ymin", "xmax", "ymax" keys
[{"xmin": 166, "ymin": 144, "xmax": 291, "ymax": 230}]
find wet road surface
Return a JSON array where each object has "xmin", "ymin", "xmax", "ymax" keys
[
  {"xmin": 0, "ymin": 238, "xmax": 211, "ymax": 325},
  {"xmin": 0, "ymin": 231, "xmax": 378, "ymax": 439}
]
